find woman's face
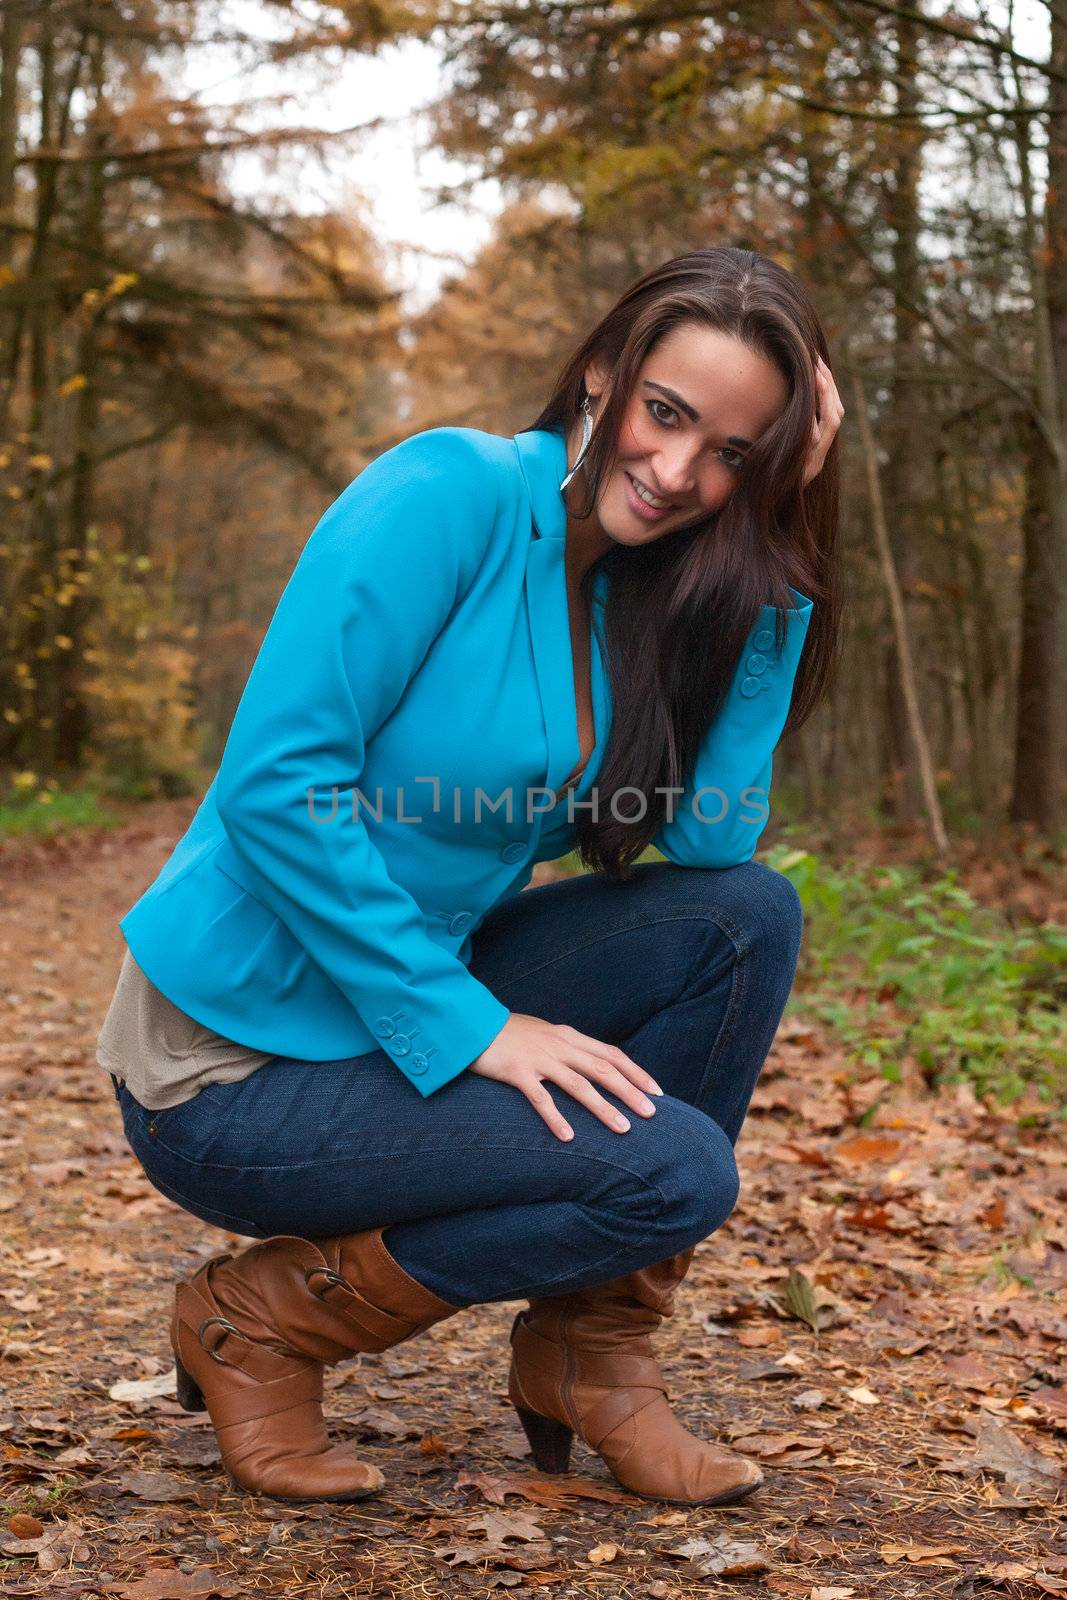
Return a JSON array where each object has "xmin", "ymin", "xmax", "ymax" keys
[{"xmin": 574, "ymin": 321, "xmax": 790, "ymax": 549}]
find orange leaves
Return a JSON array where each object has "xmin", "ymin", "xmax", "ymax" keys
[{"xmin": 833, "ymin": 1133, "xmax": 907, "ymax": 1165}]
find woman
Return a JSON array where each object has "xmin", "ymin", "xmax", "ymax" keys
[{"xmin": 98, "ymin": 247, "xmax": 843, "ymax": 1509}]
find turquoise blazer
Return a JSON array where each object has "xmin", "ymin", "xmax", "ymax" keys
[{"xmin": 120, "ymin": 426, "xmax": 814, "ymax": 1098}]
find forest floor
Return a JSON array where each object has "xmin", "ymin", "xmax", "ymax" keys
[{"xmin": 0, "ymin": 800, "xmax": 1064, "ymax": 1600}]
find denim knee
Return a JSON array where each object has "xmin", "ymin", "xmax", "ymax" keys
[
  {"xmin": 639, "ymin": 1097, "xmax": 741, "ymax": 1247},
  {"xmin": 663, "ymin": 858, "xmax": 802, "ymax": 968},
  {"xmin": 746, "ymin": 861, "xmax": 804, "ymax": 969}
]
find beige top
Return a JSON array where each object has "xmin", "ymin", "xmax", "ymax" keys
[{"xmin": 96, "ymin": 946, "xmax": 274, "ymax": 1111}]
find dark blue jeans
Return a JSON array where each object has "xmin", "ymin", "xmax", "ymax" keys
[{"xmin": 114, "ymin": 860, "xmax": 802, "ymax": 1308}]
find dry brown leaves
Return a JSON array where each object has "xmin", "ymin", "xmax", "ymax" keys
[{"xmin": 0, "ymin": 807, "xmax": 1064, "ymax": 1598}]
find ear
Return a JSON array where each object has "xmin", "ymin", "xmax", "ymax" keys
[{"xmin": 583, "ymin": 357, "xmax": 610, "ymax": 403}]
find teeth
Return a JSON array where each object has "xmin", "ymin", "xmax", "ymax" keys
[{"xmin": 630, "ymin": 474, "xmax": 669, "ymax": 509}]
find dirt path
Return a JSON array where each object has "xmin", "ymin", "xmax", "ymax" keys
[{"xmin": 0, "ymin": 803, "xmax": 1064, "ymax": 1599}]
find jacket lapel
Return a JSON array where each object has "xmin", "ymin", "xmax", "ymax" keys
[{"xmin": 513, "ymin": 429, "xmax": 610, "ymax": 807}]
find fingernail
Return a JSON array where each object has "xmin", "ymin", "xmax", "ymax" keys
[
  {"xmin": 560, "ymin": 1125, "xmax": 574, "ymax": 1140},
  {"xmin": 614, "ymin": 1115, "xmax": 630, "ymax": 1131},
  {"xmin": 648, "ymin": 1082, "xmax": 664, "ymax": 1096}
]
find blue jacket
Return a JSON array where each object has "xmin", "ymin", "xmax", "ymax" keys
[{"xmin": 119, "ymin": 425, "xmax": 814, "ymax": 1098}]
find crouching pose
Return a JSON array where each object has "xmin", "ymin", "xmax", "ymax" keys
[{"xmin": 98, "ymin": 245, "xmax": 842, "ymax": 1506}]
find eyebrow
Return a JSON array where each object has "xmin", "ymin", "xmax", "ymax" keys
[{"xmin": 642, "ymin": 380, "xmax": 754, "ymax": 450}]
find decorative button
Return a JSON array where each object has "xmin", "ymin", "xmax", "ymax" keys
[
  {"xmin": 391, "ymin": 1034, "xmax": 411, "ymax": 1055},
  {"xmin": 745, "ymin": 652, "xmax": 768, "ymax": 675},
  {"xmin": 739, "ymin": 676, "xmax": 763, "ymax": 698},
  {"xmin": 374, "ymin": 1016, "xmax": 397, "ymax": 1038},
  {"xmin": 448, "ymin": 911, "xmax": 473, "ymax": 936},
  {"xmin": 753, "ymin": 627, "xmax": 774, "ymax": 652},
  {"xmin": 500, "ymin": 842, "xmax": 527, "ymax": 864},
  {"xmin": 409, "ymin": 1053, "xmax": 429, "ymax": 1074}
]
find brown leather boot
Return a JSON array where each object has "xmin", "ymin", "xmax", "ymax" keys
[
  {"xmin": 171, "ymin": 1226, "xmax": 461, "ymax": 1502},
  {"xmin": 507, "ymin": 1247, "xmax": 762, "ymax": 1506}
]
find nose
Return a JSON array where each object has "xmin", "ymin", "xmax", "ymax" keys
[{"xmin": 653, "ymin": 445, "xmax": 699, "ymax": 502}]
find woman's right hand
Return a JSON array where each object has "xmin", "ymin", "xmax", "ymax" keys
[{"xmin": 468, "ymin": 1012, "xmax": 663, "ymax": 1142}]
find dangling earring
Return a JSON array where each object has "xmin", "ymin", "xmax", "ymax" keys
[{"xmin": 560, "ymin": 395, "xmax": 594, "ymax": 492}]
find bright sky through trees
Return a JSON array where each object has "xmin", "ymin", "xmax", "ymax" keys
[{"xmin": 176, "ymin": 0, "xmax": 507, "ymax": 313}]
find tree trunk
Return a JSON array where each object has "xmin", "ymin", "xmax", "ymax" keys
[
  {"xmin": 852, "ymin": 366, "xmax": 949, "ymax": 857},
  {"xmin": 1009, "ymin": 5, "xmax": 1065, "ymax": 830},
  {"xmin": 879, "ymin": 5, "xmax": 928, "ymax": 826},
  {"xmin": 0, "ymin": 0, "xmax": 23, "ymax": 271},
  {"xmin": 55, "ymin": 28, "xmax": 107, "ymax": 769}
]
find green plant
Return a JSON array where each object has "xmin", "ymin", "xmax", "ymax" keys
[
  {"xmin": 0, "ymin": 773, "xmax": 121, "ymax": 837},
  {"xmin": 765, "ymin": 845, "xmax": 1067, "ymax": 1106}
]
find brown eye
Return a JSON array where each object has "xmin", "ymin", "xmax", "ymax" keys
[{"xmin": 646, "ymin": 399, "xmax": 678, "ymax": 428}]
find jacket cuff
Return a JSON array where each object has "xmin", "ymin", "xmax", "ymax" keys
[{"xmin": 367, "ymin": 977, "xmax": 511, "ymax": 1098}]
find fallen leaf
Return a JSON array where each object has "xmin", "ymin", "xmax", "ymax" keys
[
  {"xmin": 778, "ymin": 1267, "xmax": 849, "ymax": 1332},
  {"xmin": 28, "ymin": 1161, "xmax": 87, "ymax": 1184},
  {"xmin": 773, "ymin": 1142, "xmax": 832, "ymax": 1169},
  {"xmin": 111, "ymin": 1470, "xmax": 205, "ymax": 1503},
  {"xmin": 881, "ymin": 1541, "xmax": 964, "ymax": 1568},
  {"xmin": 349, "ymin": 1405, "xmax": 419, "ymax": 1439},
  {"xmin": 845, "ymin": 1386, "xmax": 880, "ymax": 1406},
  {"xmin": 792, "ymin": 1389, "xmax": 827, "ymax": 1411},
  {"xmin": 587, "ymin": 1542, "xmax": 619, "ymax": 1564},
  {"xmin": 728, "ymin": 1432, "xmax": 825, "ymax": 1463},
  {"xmin": 941, "ymin": 1354, "xmax": 997, "ymax": 1389},
  {"xmin": 1031, "ymin": 1386, "xmax": 1067, "ymax": 1415},
  {"xmin": 979, "ymin": 1568, "xmax": 1067, "ymax": 1593},
  {"xmin": 670, "ymin": 1534, "xmax": 772, "ymax": 1578},
  {"xmin": 737, "ymin": 1358, "xmax": 801, "ymax": 1381},
  {"xmin": 114, "ymin": 1568, "xmax": 242, "ymax": 1599},
  {"xmin": 781, "ymin": 1267, "xmax": 820, "ymax": 1333},
  {"xmin": 454, "ymin": 1470, "xmax": 627, "ymax": 1506},
  {"xmin": 109, "ymin": 1369, "xmax": 177, "ymax": 1402},
  {"xmin": 465, "ymin": 1510, "xmax": 548, "ymax": 1546},
  {"xmin": 6, "ymin": 1515, "xmax": 44, "ymax": 1539},
  {"xmin": 24, "ymin": 1248, "xmax": 65, "ymax": 1267},
  {"xmin": 973, "ymin": 1414, "xmax": 1064, "ymax": 1498},
  {"xmin": 418, "ymin": 1433, "xmax": 451, "ymax": 1457},
  {"xmin": 834, "ymin": 1134, "xmax": 903, "ymax": 1165},
  {"xmin": 64, "ymin": 1243, "xmax": 134, "ymax": 1276},
  {"xmin": 737, "ymin": 1325, "xmax": 783, "ymax": 1347},
  {"xmin": 843, "ymin": 1200, "xmax": 916, "ymax": 1233},
  {"xmin": 0, "ymin": 1518, "xmax": 86, "ymax": 1573}
]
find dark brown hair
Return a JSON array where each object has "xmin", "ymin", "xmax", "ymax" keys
[{"xmin": 524, "ymin": 245, "xmax": 842, "ymax": 881}]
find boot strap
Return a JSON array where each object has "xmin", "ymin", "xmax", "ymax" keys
[
  {"xmin": 568, "ymin": 1347, "xmax": 667, "ymax": 1391},
  {"xmin": 207, "ymin": 1360, "xmax": 324, "ymax": 1430},
  {"xmin": 174, "ymin": 1287, "xmax": 317, "ymax": 1390},
  {"xmin": 218, "ymin": 1235, "xmax": 417, "ymax": 1347},
  {"xmin": 304, "ymin": 1263, "xmax": 420, "ymax": 1346},
  {"xmin": 579, "ymin": 1387, "xmax": 666, "ymax": 1453}
]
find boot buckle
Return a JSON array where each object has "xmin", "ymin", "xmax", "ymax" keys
[
  {"xmin": 197, "ymin": 1315, "xmax": 241, "ymax": 1364},
  {"xmin": 304, "ymin": 1265, "xmax": 350, "ymax": 1300}
]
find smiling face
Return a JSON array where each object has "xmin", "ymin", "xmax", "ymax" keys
[{"xmin": 568, "ymin": 321, "xmax": 791, "ymax": 558}]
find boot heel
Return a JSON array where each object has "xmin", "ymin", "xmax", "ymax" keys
[
  {"xmin": 174, "ymin": 1352, "xmax": 206, "ymax": 1412},
  {"xmin": 514, "ymin": 1404, "xmax": 573, "ymax": 1473}
]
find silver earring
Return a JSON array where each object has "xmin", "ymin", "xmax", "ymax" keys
[{"xmin": 560, "ymin": 396, "xmax": 594, "ymax": 491}]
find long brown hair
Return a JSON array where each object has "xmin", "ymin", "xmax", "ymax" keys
[{"xmin": 524, "ymin": 246, "xmax": 842, "ymax": 881}]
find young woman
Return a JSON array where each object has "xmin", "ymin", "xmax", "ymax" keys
[{"xmin": 98, "ymin": 246, "xmax": 843, "ymax": 1509}]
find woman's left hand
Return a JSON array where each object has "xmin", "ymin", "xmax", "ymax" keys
[{"xmin": 801, "ymin": 355, "xmax": 844, "ymax": 487}]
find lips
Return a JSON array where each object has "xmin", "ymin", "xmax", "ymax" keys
[
  {"xmin": 627, "ymin": 470, "xmax": 675, "ymax": 521},
  {"xmin": 626, "ymin": 472, "xmax": 674, "ymax": 511}
]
